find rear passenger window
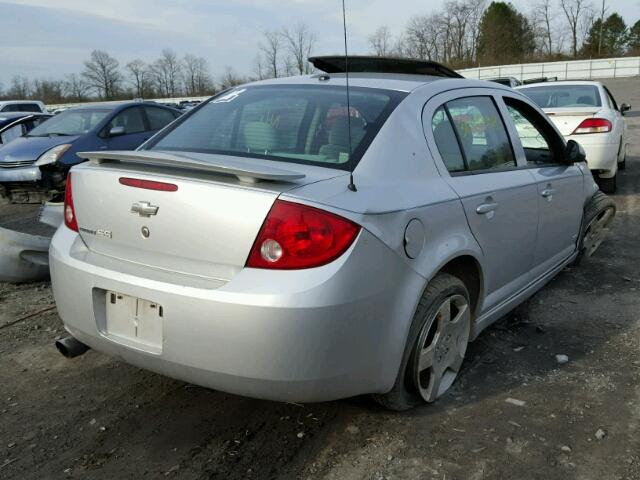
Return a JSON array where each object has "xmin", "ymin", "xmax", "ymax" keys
[
  {"xmin": 432, "ymin": 106, "xmax": 465, "ymax": 173},
  {"xmin": 145, "ymin": 107, "xmax": 177, "ymax": 130},
  {"xmin": 19, "ymin": 104, "xmax": 41, "ymax": 112},
  {"xmin": 446, "ymin": 97, "xmax": 516, "ymax": 171},
  {"xmin": 108, "ymin": 107, "xmax": 146, "ymax": 134}
]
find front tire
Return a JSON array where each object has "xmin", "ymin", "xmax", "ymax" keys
[
  {"xmin": 573, "ymin": 191, "xmax": 616, "ymax": 265},
  {"xmin": 373, "ymin": 273, "xmax": 471, "ymax": 411}
]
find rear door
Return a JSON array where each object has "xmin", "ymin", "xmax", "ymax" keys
[
  {"xmin": 500, "ymin": 94, "xmax": 584, "ymax": 277},
  {"xmin": 425, "ymin": 91, "xmax": 539, "ymax": 311}
]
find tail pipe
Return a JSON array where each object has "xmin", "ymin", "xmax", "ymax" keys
[{"xmin": 55, "ymin": 335, "xmax": 90, "ymax": 358}]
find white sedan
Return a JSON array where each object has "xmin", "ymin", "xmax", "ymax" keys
[{"xmin": 516, "ymin": 81, "xmax": 630, "ymax": 193}]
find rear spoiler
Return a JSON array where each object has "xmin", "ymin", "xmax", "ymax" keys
[
  {"xmin": 543, "ymin": 107, "xmax": 600, "ymax": 116},
  {"xmin": 522, "ymin": 76, "xmax": 558, "ymax": 85},
  {"xmin": 77, "ymin": 151, "xmax": 306, "ymax": 184}
]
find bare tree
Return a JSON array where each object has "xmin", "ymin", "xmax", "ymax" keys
[
  {"xmin": 532, "ymin": 0, "xmax": 555, "ymax": 55},
  {"xmin": 405, "ymin": 14, "xmax": 446, "ymax": 61},
  {"xmin": 219, "ymin": 66, "xmax": 245, "ymax": 89},
  {"xmin": 253, "ymin": 54, "xmax": 267, "ymax": 80},
  {"xmin": 259, "ymin": 30, "xmax": 282, "ymax": 78},
  {"xmin": 63, "ymin": 74, "xmax": 89, "ymax": 101},
  {"xmin": 149, "ymin": 49, "xmax": 182, "ymax": 97},
  {"xmin": 82, "ymin": 50, "xmax": 122, "ymax": 99},
  {"xmin": 369, "ymin": 26, "xmax": 393, "ymax": 57},
  {"xmin": 466, "ymin": 0, "xmax": 486, "ymax": 63},
  {"xmin": 126, "ymin": 59, "xmax": 149, "ymax": 98},
  {"xmin": 31, "ymin": 79, "xmax": 64, "ymax": 103},
  {"xmin": 446, "ymin": 0, "xmax": 473, "ymax": 62},
  {"xmin": 282, "ymin": 23, "xmax": 316, "ymax": 75},
  {"xmin": 559, "ymin": 0, "xmax": 593, "ymax": 57},
  {"xmin": 183, "ymin": 54, "xmax": 212, "ymax": 96},
  {"xmin": 6, "ymin": 76, "xmax": 31, "ymax": 99}
]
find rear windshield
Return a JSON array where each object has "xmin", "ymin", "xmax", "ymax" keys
[
  {"xmin": 146, "ymin": 85, "xmax": 406, "ymax": 170},
  {"xmin": 518, "ymin": 85, "xmax": 602, "ymax": 108}
]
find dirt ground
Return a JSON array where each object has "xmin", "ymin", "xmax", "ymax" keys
[{"xmin": 1, "ymin": 79, "xmax": 639, "ymax": 480}]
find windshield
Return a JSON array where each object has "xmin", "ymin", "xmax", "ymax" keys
[
  {"xmin": 518, "ymin": 85, "xmax": 602, "ymax": 109},
  {"xmin": 146, "ymin": 85, "xmax": 406, "ymax": 170},
  {"xmin": 27, "ymin": 108, "xmax": 109, "ymax": 137}
]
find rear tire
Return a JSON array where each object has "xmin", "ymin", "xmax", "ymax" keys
[
  {"xmin": 573, "ymin": 191, "xmax": 616, "ymax": 266},
  {"xmin": 597, "ymin": 173, "xmax": 617, "ymax": 194},
  {"xmin": 372, "ymin": 273, "xmax": 471, "ymax": 411},
  {"xmin": 618, "ymin": 154, "xmax": 626, "ymax": 171}
]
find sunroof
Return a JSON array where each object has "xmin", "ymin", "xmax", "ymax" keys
[{"xmin": 308, "ymin": 56, "xmax": 463, "ymax": 79}]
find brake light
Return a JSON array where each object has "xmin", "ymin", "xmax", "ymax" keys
[
  {"xmin": 572, "ymin": 118, "xmax": 612, "ymax": 134},
  {"xmin": 246, "ymin": 200, "xmax": 360, "ymax": 269},
  {"xmin": 119, "ymin": 177, "xmax": 178, "ymax": 192},
  {"xmin": 64, "ymin": 173, "xmax": 78, "ymax": 232}
]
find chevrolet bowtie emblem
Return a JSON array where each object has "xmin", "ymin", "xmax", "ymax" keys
[{"xmin": 131, "ymin": 201, "xmax": 159, "ymax": 217}]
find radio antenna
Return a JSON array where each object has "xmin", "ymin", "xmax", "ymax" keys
[{"xmin": 342, "ymin": 0, "xmax": 357, "ymax": 192}]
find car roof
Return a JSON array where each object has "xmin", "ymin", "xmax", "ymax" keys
[
  {"xmin": 0, "ymin": 100, "xmax": 44, "ymax": 105},
  {"xmin": 243, "ymin": 72, "xmax": 471, "ymax": 93},
  {"xmin": 69, "ymin": 101, "xmax": 177, "ymax": 112}
]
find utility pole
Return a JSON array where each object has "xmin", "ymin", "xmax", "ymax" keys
[{"xmin": 598, "ymin": 0, "xmax": 607, "ymax": 55}]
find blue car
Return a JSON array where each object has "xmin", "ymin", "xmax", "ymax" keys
[{"xmin": 0, "ymin": 101, "xmax": 181, "ymax": 197}]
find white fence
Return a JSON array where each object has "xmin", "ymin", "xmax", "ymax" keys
[{"xmin": 458, "ymin": 56, "xmax": 640, "ymax": 81}]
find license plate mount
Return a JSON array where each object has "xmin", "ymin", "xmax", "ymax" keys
[{"xmin": 105, "ymin": 291, "xmax": 163, "ymax": 353}]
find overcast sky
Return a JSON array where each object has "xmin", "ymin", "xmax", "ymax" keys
[{"xmin": 1, "ymin": 0, "xmax": 640, "ymax": 86}]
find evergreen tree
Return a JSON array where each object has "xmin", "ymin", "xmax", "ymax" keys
[
  {"xmin": 582, "ymin": 13, "xmax": 628, "ymax": 57},
  {"xmin": 477, "ymin": 2, "xmax": 535, "ymax": 65},
  {"xmin": 628, "ymin": 19, "xmax": 640, "ymax": 54}
]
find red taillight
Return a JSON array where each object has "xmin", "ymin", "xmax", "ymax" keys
[
  {"xmin": 119, "ymin": 177, "xmax": 178, "ymax": 192},
  {"xmin": 572, "ymin": 118, "xmax": 612, "ymax": 134},
  {"xmin": 64, "ymin": 173, "xmax": 78, "ymax": 232},
  {"xmin": 246, "ymin": 200, "xmax": 360, "ymax": 269}
]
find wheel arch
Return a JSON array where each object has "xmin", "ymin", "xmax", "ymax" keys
[{"xmin": 433, "ymin": 254, "xmax": 484, "ymax": 320}]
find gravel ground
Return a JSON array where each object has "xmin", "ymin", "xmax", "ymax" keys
[{"xmin": 1, "ymin": 78, "xmax": 639, "ymax": 480}]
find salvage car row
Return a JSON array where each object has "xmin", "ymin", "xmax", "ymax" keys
[{"xmin": 1, "ymin": 57, "xmax": 627, "ymax": 410}]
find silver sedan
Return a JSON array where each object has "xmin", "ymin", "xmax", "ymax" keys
[{"xmin": 50, "ymin": 57, "xmax": 615, "ymax": 410}]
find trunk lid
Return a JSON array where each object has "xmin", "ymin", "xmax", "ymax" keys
[
  {"xmin": 71, "ymin": 152, "xmax": 342, "ymax": 281},
  {"xmin": 542, "ymin": 107, "xmax": 602, "ymax": 136}
]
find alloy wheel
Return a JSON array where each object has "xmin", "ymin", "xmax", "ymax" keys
[
  {"xmin": 583, "ymin": 206, "xmax": 615, "ymax": 257},
  {"xmin": 411, "ymin": 294, "xmax": 470, "ymax": 402}
]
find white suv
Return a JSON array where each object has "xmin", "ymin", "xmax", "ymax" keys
[{"xmin": 0, "ymin": 100, "xmax": 48, "ymax": 114}]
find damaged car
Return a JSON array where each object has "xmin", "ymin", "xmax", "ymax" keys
[
  {"xmin": 0, "ymin": 101, "xmax": 181, "ymax": 202},
  {"xmin": 51, "ymin": 57, "xmax": 616, "ymax": 410},
  {"xmin": 0, "ymin": 112, "xmax": 52, "ymax": 146}
]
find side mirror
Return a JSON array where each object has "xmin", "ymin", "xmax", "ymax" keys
[
  {"xmin": 620, "ymin": 103, "xmax": 631, "ymax": 115},
  {"xmin": 565, "ymin": 139, "xmax": 586, "ymax": 164},
  {"xmin": 108, "ymin": 125, "xmax": 126, "ymax": 137}
]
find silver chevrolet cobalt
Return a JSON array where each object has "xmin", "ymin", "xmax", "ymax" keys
[{"xmin": 50, "ymin": 57, "xmax": 615, "ymax": 410}]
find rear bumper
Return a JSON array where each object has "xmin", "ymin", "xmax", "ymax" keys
[
  {"xmin": 50, "ymin": 226, "xmax": 424, "ymax": 402},
  {"xmin": 0, "ymin": 165, "xmax": 41, "ymax": 183},
  {"xmin": 568, "ymin": 135, "xmax": 619, "ymax": 176}
]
